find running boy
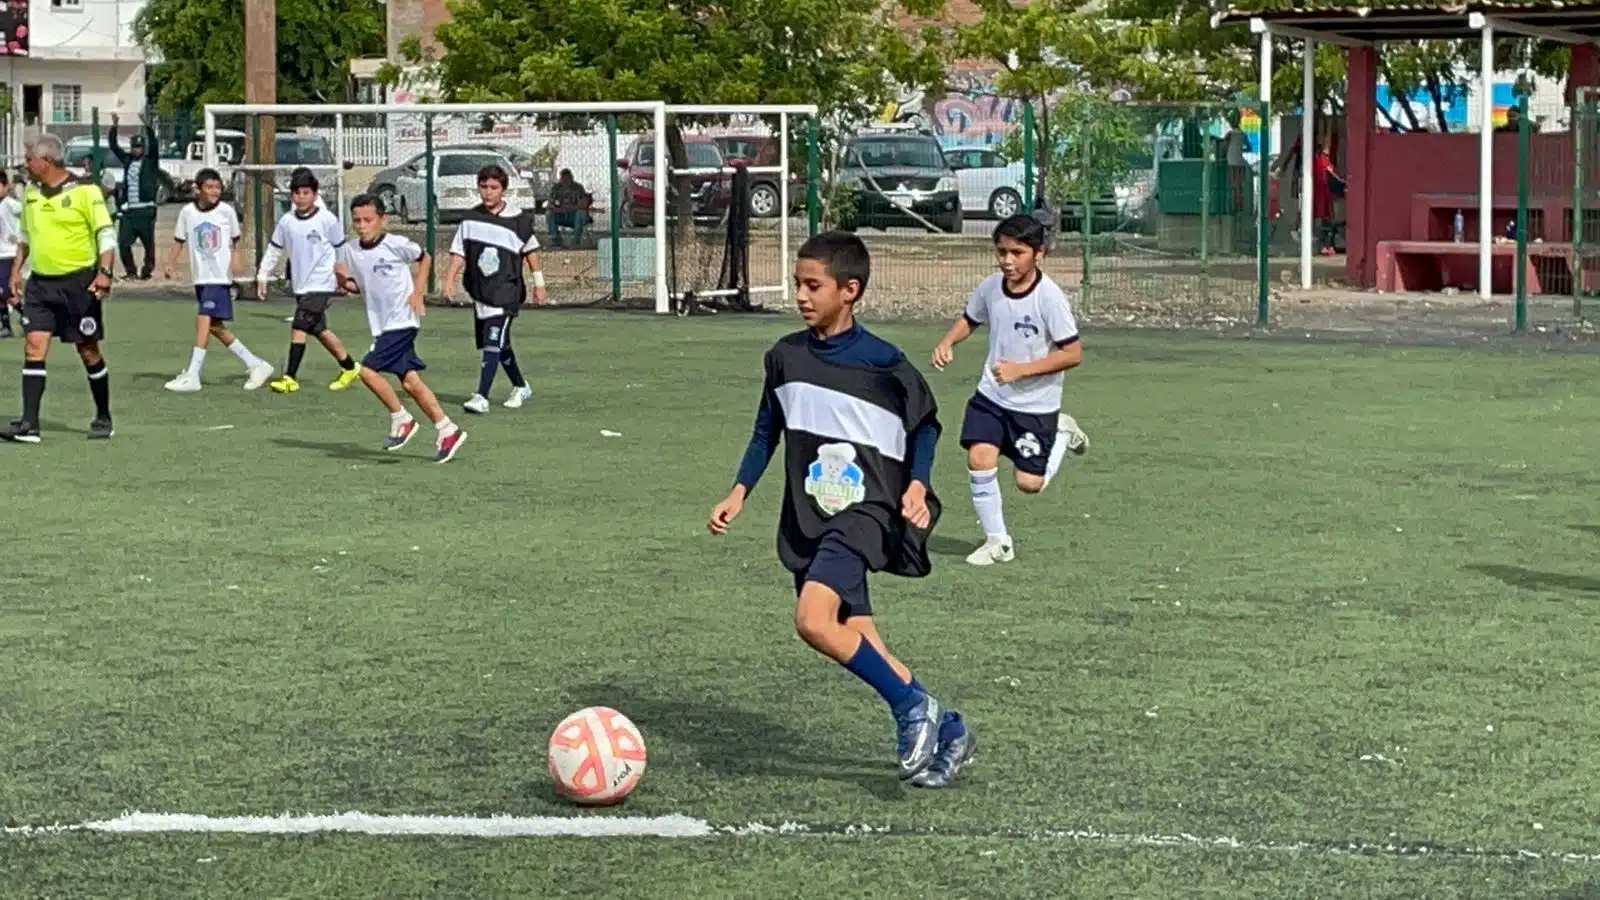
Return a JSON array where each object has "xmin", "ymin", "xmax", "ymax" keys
[
  {"xmin": 707, "ymin": 231, "xmax": 974, "ymax": 789},
  {"xmin": 931, "ymin": 214, "xmax": 1088, "ymax": 567},
  {"xmin": 255, "ymin": 167, "xmax": 362, "ymax": 394},
  {"xmin": 440, "ymin": 164, "xmax": 544, "ymax": 415},
  {"xmin": 0, "ymin": 170, "xmax": 20, "ymax": 337},
  {"xmin": 161, "ymin": 168, "xmax": 274, "ymax": 392},
  {"xmin": 334, "ymin": 194, "xmax": 466, "ymax": 463}
]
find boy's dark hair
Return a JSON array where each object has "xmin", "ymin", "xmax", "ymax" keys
[
  {"xmin": 350, "ymin": 192, "xmax": 382, "ymax": 214},
  {"xmin": 194, "ymin": 167, "xmax": 222, "ymax": 187},
  {"xmin": 0, "ymin": 169, "xmax": 7, "ymax": 186},
  {"xmin": 796, "ymin": 231, "xmax": 871, "ymax": 299},
  {"xmin": 289, "ymin": 167, "xmax": 319, "ymax": 192},
  {"xmin": 477, "ymin": 164, "xmax": 509, "ymax": 189},
  {"xmin": 993, "ymin": 213, "xmax": 1048, "ymax": 251}
]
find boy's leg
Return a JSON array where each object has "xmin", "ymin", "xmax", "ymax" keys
[
  {"xmin": 498, "ymin": 319, "xmax": 531, "ymax": 407},
  {"xmin": 1043, "ymin": 413, "xmax": 1088, "ymax": 488},
  {"xmin": 400, "ymin": 371, "xmax": 466, "ymax": 462},
  {"xmin": 845, "ymin": 616, "xmax": 975, "ymax": 788},
  {"xmin": 468, "ymin": 315, "xmax": 507, "ymax": 412},
  {"xmin": 167, "ymin": 314, "xmax": 212, "ymax": 393}
]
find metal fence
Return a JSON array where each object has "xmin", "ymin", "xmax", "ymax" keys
[{"xmin": 1510, "ymin": 88, "xmax": 1600, "ymax": 334}]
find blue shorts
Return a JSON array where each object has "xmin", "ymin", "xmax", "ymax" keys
[
  {"xmin": 363, "ymin": 328, "xmax": 426, "ymax": 377},
  {"xmin": 793, "ymin": 532, "xmax": 871, "ymax": 621},
  {"xmin": 195, "ymin": 284, "xmax": 234, "ymax": 321},
  {"xmin": 959, "ymin": 392, "xmax": 1059, "ymax": 477},
  {"xmin": 0, "ymin": 258, "xmax": 12, "ymax": 302}
]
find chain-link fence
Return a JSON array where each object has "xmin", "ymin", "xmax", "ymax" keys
[{"xmin": 1505, "ymin": 88, "xmax": 1600, "ymax": 336}]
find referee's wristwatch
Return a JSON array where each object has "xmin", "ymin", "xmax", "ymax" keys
[{"xmin": 97, "ymin": 267, "xmax": 113, "ymax": 278}]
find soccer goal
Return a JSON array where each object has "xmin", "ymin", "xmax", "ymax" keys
[{"xmin": 201, "ymin": 101, "xmax": 820, "ymax": 314}]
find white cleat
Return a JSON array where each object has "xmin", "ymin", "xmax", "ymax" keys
[
  {"xmin": 965, "ymin": 535, "xmax": 1015, "ymax": 567},
  {"xmin": 463, "ymin": 393, "xmax": 491, "ymax": 415},
  {"xmin": 1059, "ymin": 413, "xmax": 1089, "ymax": 455},
  {"xmin": 244, "ymin": 362, "xmax": 275, "ymax": 391},
  {"xmin": 503, "ymin": 385, "xmax": 533, "ymax": 408},
  {"xmin": 164, "ymin": 373, "xmax": 202, "ymax": 393}
]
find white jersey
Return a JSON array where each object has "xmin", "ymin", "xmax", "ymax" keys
[
  {"xmin": 340, "ymin": 234, "xmax": 426, "ymax": 336},
  {"xmin": 258, "ymin": 206, "xmax": 346, "ymax": 294},
  {"xmin": 173, "ymin": 202, "xmax": 241, "ymax": 285},
  {"xmin": 963, "ymin": 271, "xmax": 1079, "ymax": 415},
  {"xmin": 0, "ymin": 194, "xmax": 21, "ymax": 260}
]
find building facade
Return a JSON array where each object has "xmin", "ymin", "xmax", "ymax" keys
[{"xmin": 2, "ymin": 0, "xmax": 149, "ymax": 162}]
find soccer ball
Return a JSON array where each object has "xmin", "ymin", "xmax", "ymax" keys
[{"xmin": 547, "ymin": 706, "xmax": 647, "ymax": 805}]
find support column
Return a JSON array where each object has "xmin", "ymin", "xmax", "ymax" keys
[
  {"xmin": 1478, "ymin": 21, "xmax": 1495, "ymax": 298},
  {"xmin": 243, "ymin": 0, "xmax": 276, "ymax": 248},
  {"xmin": 1300, "ymin": 38, "xmax": 1316, "ymax": 289},
  {"xmin": 1567, "ymin": 44, "xmax": 1599, "ymax": 106},
  {"xmin": 1345, "ymin": 46, "xmax": 1378, "ymax": 285}
]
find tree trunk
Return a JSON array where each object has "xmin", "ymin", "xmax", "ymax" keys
[
  {"xmin": 1425, "ymin": 73, "xmax": 1451, "ymax": 133},
  {"xmin": 664, "ymin": 124, "xmax": 696, "ymax": 248}
]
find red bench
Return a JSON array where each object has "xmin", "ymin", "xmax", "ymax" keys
[{"xmin": 1374, "ymin": 240, "xmax": 1581, "ymax": 294}]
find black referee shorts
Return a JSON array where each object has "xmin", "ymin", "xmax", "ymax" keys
[{"xmin": 23, "ymin": 268, "xmax": 104, "ymax": 344}]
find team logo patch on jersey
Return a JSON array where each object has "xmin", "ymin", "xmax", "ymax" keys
[
  {"xmin": 1015, "ymin": 431, "xmax": 1041, "ymax": 459},
  {"xmin": 1014, "ymin": 314, "xmax": 1040, "ymax": 337},
  {"xmin": 805, "ymin": 442, "xmax": 866, "ymax": 516},
  {"xmin": 194, "ymin": 222, "xmax": 222, "ymax": 253},
  {"xmin": 477, "ymin": 246, "xmax": 501, "ymax": 277}
]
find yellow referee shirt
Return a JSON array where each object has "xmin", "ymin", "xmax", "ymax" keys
[{"xmin": 20, "ymin": 179, "xmax": 113, "ymax": 277}]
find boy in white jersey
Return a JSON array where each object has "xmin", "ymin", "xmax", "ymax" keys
[
  {"xmin": 334, "ymin": 194, "xmax": 466, "ymax": 463},
  {"xmin": 254, "ymin": 168, "xmax": 362, "ymax": 394},
  {"xmin": 0, "ymin": 170, "xmax": 20, "ymax": 337},
  {"xmin": 931, "ymin": 215, "xmax": 1088, "ymax": 566},
  {"xmin": 160, "ymin": 168, "xmax": 274, "ymax": 392}
]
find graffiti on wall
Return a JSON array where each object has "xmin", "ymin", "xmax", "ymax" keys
[{"xmin": 879, "ymin": 71, "xmax": 1025, "ymax": 148}]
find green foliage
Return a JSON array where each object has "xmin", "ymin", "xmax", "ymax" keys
[
  {"xmin": 999, "ymin": 91, "xmax": 1146, "ymax": 206},
  {"xmin": 134, "ymin": 0, "xmax": 385, "ymax": 116}
]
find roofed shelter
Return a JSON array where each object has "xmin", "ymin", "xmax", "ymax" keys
[{"xmin": 1212, "ymin": 1, "xmax": 1600, "ymax": 299}]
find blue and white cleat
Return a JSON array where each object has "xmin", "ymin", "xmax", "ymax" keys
[
  {"xmin": 910, "ymin": 712, "xmax": 976, "ymax": 789},
  {"xmin": 895, "ymin": 693, "xmax": 942, "ymax": 779}
]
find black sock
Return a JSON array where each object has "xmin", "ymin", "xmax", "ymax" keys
[
  {"xmin": 338, "ymin": 354, "xmax": 355, "ymax": 371},
  {"xmin": 500, "ymin": 347, "xmax": 526, "ymax": 388},
  {"xmin": 0, "ymin": 308, "xmax": 11, "ymax": 328},
  {"xmin": 477, "ymin": 348, "xmax": 500, "ymax": 396},
  {"xmin": 287, "ymin": 343, "xmax": 307, "ymax": 378},
  {"xmin": 85, "ymin": 359, "xmax": 110, "ymax": 419},
  {"xmin": 21, "ymin": 359, "xmax": 44, "ymax": 425}
]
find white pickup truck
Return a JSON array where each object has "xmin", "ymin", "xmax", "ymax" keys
[{"xmin": 166, "ymin": 128, "xmax": 248, "ymax": 199}]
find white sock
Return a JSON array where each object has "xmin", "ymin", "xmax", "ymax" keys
[
  {"xmin": 435, "ymin": 415, "xmax": 457, "ymax": 435},
  {"xmin": 969, "ymin": 468, "xmax": 1008, "ymax": 539},
  {"xmin": 1043, "ymin": 432, "xmax": 1070, "ymax": 489},
  {"xmin": 228, "ymin": 340, "xmax": 266, "ymax": 369},
  {"xmin": 186, "ymin": 346, "xmax": 206, "ymax": 378},
  {"xmin": 390, "ymin": 409, "xmax": 414, "ymax": 426}
]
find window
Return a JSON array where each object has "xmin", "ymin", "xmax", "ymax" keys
[
  {"xmin": 635, "ymin": 142, "xmax": 724, "ymax": 169},
  {"xmin": 50, "ymin": 85, "xmax": 82, "ymax": 124},
  {"xmin": 438, "ymin": 154, "xmax": 506, "ymax": 178},
  {"xmin": 51, "ymin": 0, "xmax": 84, "ymax": 9}
]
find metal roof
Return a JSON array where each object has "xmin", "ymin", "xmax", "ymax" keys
[{"xmin": 1212, "ymin": 1, "xmax": 1600, "ymax": 41}]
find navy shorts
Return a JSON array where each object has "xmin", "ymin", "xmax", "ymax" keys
[
  {"xmin": 363, "ymin": 327, "xmax": 426, "ymax": 377},
  {"xmin": 0, "ymin": 258, "xmax": 11, "ymax": 302},
  {"xmin": 195, "ymin": 284, "xmax": 234, "ymax": 321},
  {"xmin": 474, "ymin": 311, "xmax": 517, "ymax": 351},
  {"xmin": 959, "ymin": 391, "xmax": 1059, "ymax": 477},
  {"xmin": 793, "ymin": 532, "xmax": 871, "ymax": 621}
]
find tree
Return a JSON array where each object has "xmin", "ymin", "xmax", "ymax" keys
[
  {"xmin": 135, "ymin": 0, "xmax": 385, "ymax": 117},
  {"xmin": 409, "ymin": 0, "xmax": 948, "ymax": 224}
]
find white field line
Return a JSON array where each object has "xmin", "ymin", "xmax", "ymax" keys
[{"xmin": 3, "ymin": 812, "xmax": 1600, "ymax": 864}]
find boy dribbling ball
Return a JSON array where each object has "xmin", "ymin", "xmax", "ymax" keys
[
  {"xmin": 932, "ymin": 214, "xmax": 1088, "ymax": 567},
  {"xmin": 161, "ymin": 168, "xmax": 274, "ymax": 392},
  {"xmin": 334, "ymin": 195, "xmax": 466, "ymax": 463}
]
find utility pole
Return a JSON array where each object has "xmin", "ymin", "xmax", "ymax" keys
[{"xmin": 242, "ymin": 0, "xmax": 276, "ymax": 254}]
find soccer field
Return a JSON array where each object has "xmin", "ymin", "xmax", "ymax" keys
[{"xmin": 2, "ymin": 298, "xmax": 1599, "ymax": 898}]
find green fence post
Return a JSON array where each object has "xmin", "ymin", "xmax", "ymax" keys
[
  {"xmin": 1255, "ymin": 100, "xmax": 1271, "ymax": 326},
  {"xmin": 806, "ymin": 117, "xmax": 821, "ymax": 236},
  {"xmin": 1023, "ymin": 101, "xmax": 1036, "ymax": 209},
  {"xmin": 1080, "ymin": 117, "xmax": 1093, "ymax": 307},
  {"xmin": 251, "ymin": 115, "xmax": 264, "ymax": 268},
  {"xmin": 1198, "ymin": 106, "xmax": 1212, "ymax": 306},
  {"xmin": 1515, "ymin": 93, "xmax": 1530, "ymax": 332},
  {"xmin": 424, "ymin": 114, "xmax": 437, "ymax": 295},
  {"xmin": 89, "ymin": 108, "xmax": 102, "ymax": 185},
  {"xmin": 606, "ymin": 114, "xmax": 622, "ymax": 304},
  {"xmin": 1575, "ymin": 91, "xmax": 1589, "ymax": 319}
]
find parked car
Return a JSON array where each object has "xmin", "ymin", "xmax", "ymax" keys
[
  {"xmin": 710, "ymin": 135, "xmax": 805, "ymax": 219},
  {"xmin": 393, "ymin": 148, "xmax": 538, "ymax": 224},
  {"xmin": 837, "ymin": 129, "xmax": 962, "ymax": 234},
  {"xmin": 618, "ymin": 135, "xmax": 731, "ymax": 228},
  {"xmin": 366, "ymin": 143, "xmax": 549, "ymax": 216},
  {"xmin": 174, "ymin": 128, "xmax": 248, "ymax": 200},
  {"xmin": 227, "ymin": 134, "xmax": 352, "ymax": 215},
  {"xmin": 944, "ymin": 146, "xmax": 1026, "ymax": 219},
  {"xmin": 62, "ymin": 137, "xmax": 178, "ymax": 204}
]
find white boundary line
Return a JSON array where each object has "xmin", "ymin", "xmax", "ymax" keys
[{"xmin": 4, "ymin": 812, "xmax": 1600, "ymax": 863}]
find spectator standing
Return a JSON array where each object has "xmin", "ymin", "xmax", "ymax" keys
[{"xmin": 108, "ymin": 113, "xmax": 161, "ymax": 280}]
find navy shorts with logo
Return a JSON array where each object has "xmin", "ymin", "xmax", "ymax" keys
[
  {"xmin": 362, "ymin": 327, "xmax": 426, "ymax": 377},
  {"xmin": 959, "ymin": 391, "xmax": 1059, "ymax": 477},
  {"xmin": 195, "ymin": 284, "xmax": 234, "ymax": 322},
  {"xmin": 23, "ymin": 268, "xmax": 104, "ymax": 344},
  {"xmin": 792, "ymin": 531, "xmax": 872, "ymax": 621},
  {"xmin": 473, "ymin": 308, "xmax": 518, "ymax": 351}
]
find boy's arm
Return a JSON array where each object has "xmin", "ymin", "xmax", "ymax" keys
[
  {"xmin": 932, "ymin": 286, "xmax": 986, "ymax": 367},
  {"xmin": 256, "ymin": 220, "xmax": 286, "ymax": 282},
  {"xmin": 522, "ymin": 229, "xmax": 546, "ymax": 303},
  {"xmin": 732, "ymin": 392, "xmax": 783, "ymax": 496},
  {"xmin": 905, "ymin": 423, "xmax": 937, "ymax": 488}
]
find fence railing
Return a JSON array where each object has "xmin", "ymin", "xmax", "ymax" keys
[{"xmin": 1512, "ymin": 87, "xmax": 1600, "ymax": 331}]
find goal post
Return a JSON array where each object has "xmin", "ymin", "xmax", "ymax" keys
[{"xmin": 202, "ymin": 101, "xmax": 821, "ymax": 315}]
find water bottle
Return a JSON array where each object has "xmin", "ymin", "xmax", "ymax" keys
[{"xmin": 1453, "ymin": 209, "xmax": 1465, "ymax": 243}]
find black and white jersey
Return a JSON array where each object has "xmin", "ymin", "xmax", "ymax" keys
[
  {"xmin": 449, "ymin": 204, "xmax": 539, "ymax": 311},
  {"xmin": 763, "ymin": 331, "xmax": 943, "ymax": 577}
]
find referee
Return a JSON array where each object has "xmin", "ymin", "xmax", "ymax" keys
[{"xmin": 2, "ymin": 134, "xmax": 117, "ymax": 443}]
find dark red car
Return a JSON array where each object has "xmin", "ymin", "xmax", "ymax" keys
[
  {"xmin": 618, "ymin": 134, "xmax": 731, "ymax": 228},
  {"xmin": 711, "ymin": 135, "xmax": 808, "ymax": 219}
]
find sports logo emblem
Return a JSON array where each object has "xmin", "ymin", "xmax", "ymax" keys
[
  {"xmin": 1015, "ymin": 431, "xmax": 1041, "ymax": 459},
  {"xmin": 194, "ymin": 221, "xmax": 223, "ymax": 255},
  {"xmin": 1014, "ymin": 314, "xmax": 1040, "ymax": 337},
  {"xmin": 805, "ymin": 442, "xmax": 866, "ymax": 515},
  {"xmin": 477, "ymin": 246, "xmax": 501, "ymax": 277},
  {"xmin": 79, "ymin": 317, "xmax": 97, "ymax": 337}
]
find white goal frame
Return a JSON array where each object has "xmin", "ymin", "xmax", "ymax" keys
[{"xmin": 203, "ymin": 101, "xmax": 820, "ymax": 314}]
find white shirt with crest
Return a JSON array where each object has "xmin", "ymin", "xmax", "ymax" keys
[
  {"xmin": 173, "ymin": 202, "xmax": 241, "ymax": 286},
  {"xmin": 340, "ymin": 234, "xmax": 426, "ymax": 336},
  {"xmin": 963, "ymin": 271, "xmax": 1079, "ymax": 415}
]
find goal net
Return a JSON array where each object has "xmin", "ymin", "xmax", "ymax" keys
[{"xmin": 202, "ymin": 102, "xmax": 818, "ymax": 314}]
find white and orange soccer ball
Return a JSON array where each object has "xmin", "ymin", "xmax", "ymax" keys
[{"xmin": 547, "ymin": 706, "xmax": 647, "ymax": 805}]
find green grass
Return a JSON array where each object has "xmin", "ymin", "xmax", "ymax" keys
[{"xmin": 3, "ymin": 298, "xmax": 1600, "ymax": 898}]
